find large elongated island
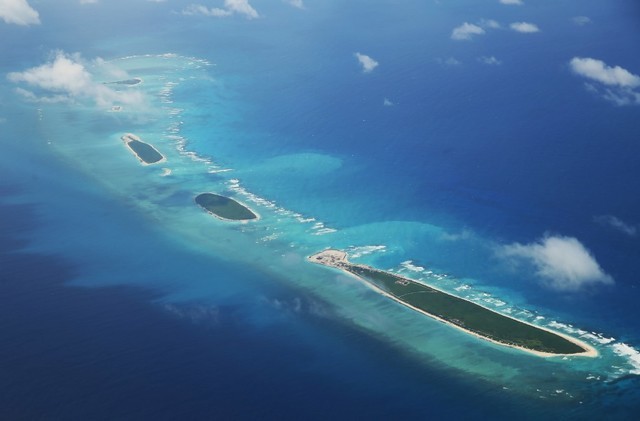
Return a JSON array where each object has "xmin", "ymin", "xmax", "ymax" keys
[{"xmin": 309, "ymin": 250, "xmax": 597, "ymax": 357}]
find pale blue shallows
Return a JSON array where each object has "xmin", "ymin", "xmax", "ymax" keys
[{"xmin": 1, "ymin": 0, "xmax": 639, "ymax": 418}]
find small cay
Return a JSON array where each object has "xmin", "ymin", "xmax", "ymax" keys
[{"xmin": 195, "ymin": 192, "xmax": 258, "ymax": 222}]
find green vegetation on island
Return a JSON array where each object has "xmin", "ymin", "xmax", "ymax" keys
[
  {"xmin": 309, "ymin": 250, "xmax": 594, "ymax": 357},
  {"xmin": 127, "ymin": 139, "xmax": 164, "ymax": 164},
  {"xmin": 195, "ymin": 193, "xmax": 258, "ymax": 221},
  {"xmin": 121, "ymin": 133, "xmax": 165, "ymax": 165}
]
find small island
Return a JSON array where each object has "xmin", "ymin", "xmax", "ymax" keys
[
  {"xmin": 195, "ymin": 192, "xmax": 259, "ymax": 222},
  {"xmin": 121, "ymin": 133, "xmax": 165, "ymax": 165},
  {"xmin": 309, "ymin": 250, "xmax": 597, "ymax": 358},
  {"xmin": 105, "ymin": 77, "xmax": 143, "ymax": 86}
]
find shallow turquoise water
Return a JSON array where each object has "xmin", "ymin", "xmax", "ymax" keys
[{"xmin": 2, "ymin": 0, "xmax": 640, "ymax": 417}]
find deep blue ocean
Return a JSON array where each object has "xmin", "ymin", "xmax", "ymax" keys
[{"xmin": 1, "ymin": 0, "xmax": 640, "ymax": 418}]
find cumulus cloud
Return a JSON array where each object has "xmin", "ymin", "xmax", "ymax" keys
[
  {"xmin": 478, "ymin": 56, "xmax": 502, "ymax": 65},
  {"xmin": 440, "ymin": 229, "xmax": 473, "ymax": 242},
  {"xmin": 479, "ymin": 19, "xmax": 501, "ymax": 29},
  {"xmin": 0, "ymin": 0, "xmax": 40, "ymax": 26},
  {"xmin": 594, "ymin": 215, "xmax": 637, "ymax": 237},
  {"xmin": 183, "ymin": 0, "xmax": 258, "ymax": 19},
  {"xmin": 570, "ymin": 57, "xmax": 640, "ymax": 88},
  {"xmin": 570, "ymin": 57, "xmax": 640, "ymax": 105},
  {"xmin": 354, "ymin": 52, "xmax": 379, "ymax": 73},
  {"xmin": 284, "ymin": 0, "xmax": 304, "ymax": 9},
  {"xmin": 7, "ymin": 51, "xmax": 144, "ymax": 109},
  {"xmin": 436, "ymin": 57, "xmax": 461, "ymax": 67},
  {"xmin": 499, "ymin": 235, "xmax": 613, "ymax": 291},
  {"xmin": 182, "ymin": 4, "xmax": 231, "ymax": 17},
  {"xmin": 500, "ymin": 0, "xmax": 523, "ymax": 5},
  {"xmin": 9, "ymin": 53, "xmax": 94, "ymax": 94},
  {"xmin": 451, "ymin": 22, "xmax": 485, "ymax": 40},
  {"xmin": 225, "ymin": 0, "xmax": 258, "ymax": 18},
  {"xmin": 572, "ymin": 16, "xmax": 591, "ymax": 26},
  {"xmin": 14, "ymin": 87, "xmax": 69, "ymax": 104},
  {"xmin": 510, "ymin": 22, "xmax": 540, "ymax": 33}
]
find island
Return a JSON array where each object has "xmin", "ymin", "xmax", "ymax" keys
[
  {"xmin": 309, "ymin": 250, "xmax": 598, "ymax": 358},
  {"xmin": 105, "ymin": 77, "xmax": 143, "ymax": 86},
  {"xmin": 195, "ymin": 192, "xmax": 259, "ymax": 222},
  {"xmin": 121, "ymin": 133, "xmax": 165, "ymax": 165}
]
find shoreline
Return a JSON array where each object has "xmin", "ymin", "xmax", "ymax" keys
[{"xmin": 308, "ymin": 249, "xmax": 598, "ymax": 358}]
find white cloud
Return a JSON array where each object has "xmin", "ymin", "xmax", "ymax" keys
[
  {"xmin": 182, "ymin": 4, "xmax": 231, "ymax": 17},
  {"xmin": 451, "ymin": 22, "xmax": 485, "ymax": 40},
  {"xmin": 594, "ymin": 215, "xmax": 637, "ymax": 237},
  {"xmin": 500, "ymin": 235, "xmax": 613, "ymax": 291},
  {"xmin": 570, "ymin": 57, "xmax": 640, "ymax": 88},
  {"xmin": 479, "ymin": 19, "xmax": 501, "ymax": 29},
  {"xmin": 182, "ymin": 0, "xmax": 258, "ymax": 19},
  {"xmin": 572, "ymin": 16, "xmax": 591, "ymax": 26},
  {"xmin": 478, "ymin": 56, "xmax": 502, "ymax": 65},
  {"xmin": 225, "ymin": 0, "xmax": 259, "ymax": 18},
  {"xmin": 440, "ymin": 229, "xmax": 473, "ymax": 242},
  {"xmin": 9, "ymin": 53, "xmax": 93, "ymax": 93},
  {"xmin": 510, "ymin": 22, "xmax": 540, "ymax": 33},
  {"xmin": 601, "ymin": 88, "xmax": 640, "ymax": 106},
  {"xmin": 284, "ymin": 0, "xmax": 304, "ymax": 9},
  {"xmin": 570, "ymin": 57, "xmax": 640, "ymax": 105},
  {"xmin": 383, "ymin": 98, "xmax": 394, "ymax": 106},
  {"xmin": 80, "ymin": 0, "xmax": 98, "ymax": 4},
  {"xmin": 436, "ymin": 57, "xmax": 461, "ymax": 67},
  {"xmin": 14, "ymin": 87, "xmax": 69, "ymax": 104},
  {"xmin": 0, "ymin": 0, "xmax": 40, "ymax": 26},
  {"xmin": 7, "ymin": 51, "xmax": 144, "ymax": 109},
  {"xmin": 500, "ymin": 0, "xmax": 523, "ymax": 5},
  {"xmin": 354, "ymin": 52, "xmax": 379, "ymax": 73}
]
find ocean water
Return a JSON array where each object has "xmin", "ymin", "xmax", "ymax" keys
[{"xmin": 1, "ymin": 0, "xmax": 640, "ymax": 418}]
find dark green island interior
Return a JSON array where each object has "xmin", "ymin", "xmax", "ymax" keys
[
  {"xmin": 195, "ymin": 193, "xmax": 258, "ymax": 221},
  {"xmin": 309, "ymin": 250, "xmax": 593, "ymax": 356},
  {"xmin": 127, "ymin": 139, "xmax": 164, "ymax": 164}
]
